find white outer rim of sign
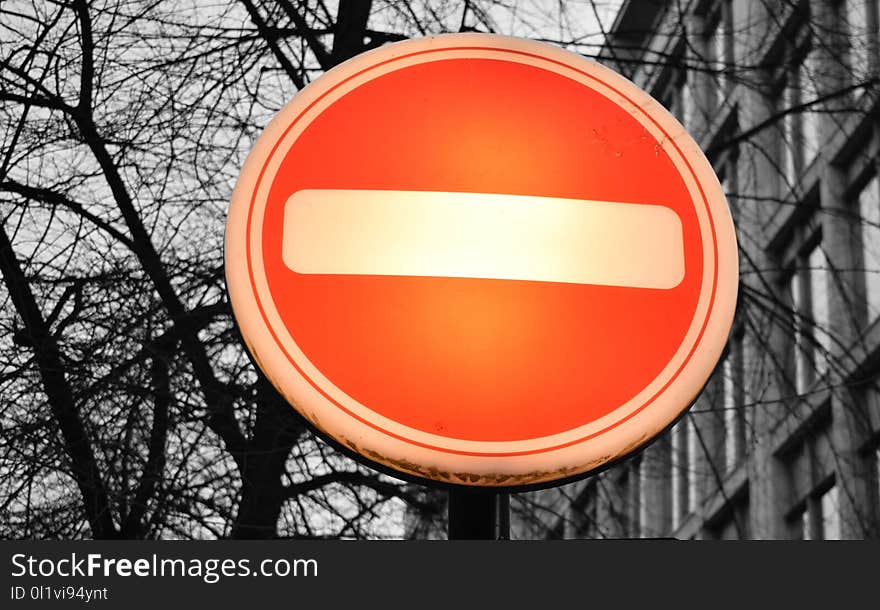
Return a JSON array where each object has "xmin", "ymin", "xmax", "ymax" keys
[{"xmin": 225, "ymin": 33, "xmax": 739, "ymax": 486}]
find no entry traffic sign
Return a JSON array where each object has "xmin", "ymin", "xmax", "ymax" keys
[{"xmin": 225, "ymin": 34, "xmax": 738, "ymax": 487}]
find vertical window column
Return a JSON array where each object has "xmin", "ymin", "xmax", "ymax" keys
[
  {"xmin": 787, "ymin": 239, "xmax": 830, "ymax": 395},
  {"xmin": 661, "ymin": 66, "xmax": 694, "ymax": 130},
  {"xmin": 777, "ymin": 40, "xmax": 822, "ymax": 192},
  {"xmin": 841, "ymin": 0, "xmax": 880, "ymax": 84},
  {"xmin": 874, "ymin": 446, "xmax": 880, "ymax": 518},
  {"xmin": 809, "ymin": 245, "xmax": 831, "ymax": 379},
  {"xmin": 799, "ymin": 48, "xmax": 822, "ymax": 171},
  {"xmin": 703, "ymin": 0, "xmax": 733, "ymax": 112},
  {"xmin": 641, "ymin": 435, "xmax": 673, "ymax": 536},
  {"xmin": 858, "ymin": 175, "xmax": 880, "ymax": 321},
  {"xmin": 627, "ymin": 458, "xmax": 642, "ymax": 538},
  {"xmin": 671, "ymin": 420, "xmax": 695, "ymax": 529},
  {"xmin": 820, "ymin": 485, "xmax": 841, "ymax": 540},
  {"xmin": 724, "ymin": 334, "xmax": 747, "ymax": 472}
]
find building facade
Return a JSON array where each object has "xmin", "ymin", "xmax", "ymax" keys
[{"xmin": 514, "ymin": 0, "xmax": 880, "ymax": 540}]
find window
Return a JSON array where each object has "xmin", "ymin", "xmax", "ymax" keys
[
  {"xmin": 795, "ymin": 484, "xmax": 840, "ymax": 540},
  {"xmin": 780, "ymin": 86, "xmax": 797, "ymax": 188},
  {"xmin": 625, "ymin": 459, "xmax": 642, "ymax": 538},
  {"xmin": 643, "ymin": 434, "xmax": 673, "ymax": 535},
  {"xmin": 858, "ymin": 175, "xmax": 880, "ymax": 321},
  {"xmin": 723, "ymin": 335, "xmax": 747, "ymax": 472},
  {"xmin": 707, "ymin": 496, "xmax": 750, "ymax": 540},
  {"xmin": 606, "ymin": 461, "xmax": 641, "ymax": 538},
  {"xmin": 671, "ymin": 419, "xmax": 697, "ymax": 528},
  {"xmin": 784, "ymin": 419, "xmax": 839, "ymax": 540},
  {"xmin": 573, "ymin": 487, "xmax": 598, "ymax": 539},
  {"xmin": 820, "ymin": 486, "xmax": 841, "ymax": 540},
  {"xmin": 716, "ymin": 149, "xmax": 740, "ymax": 226},
  {"xmin": 638, "ymin": 459, "xmax": 647, "ymax": 537},
  {"xmin": 859, "ymin": 390, "xmax": 880, "ymax": 519},
  {"xmin": 798, "ymin": 51, "xmax": 822, "ymax": 172},
  {"xmin": 688, "ymin": 419, "xmax": 698, "ymax": 514},
  {"xmin": 787, "ymin": 239, "xmax": 831, "ymax": 394},
  {"xmin": 704, "ymin": 0, "xmax": 733, "ymax": 106},
  {"xmin": 671, "ymin": 422, "xmax": 686, "ymax": 528},
  {"xmin": 839, "ymin": 0, "xmax": 880, "ymax": 85},
  {"xmin": 777, "ymin": 42, "xmax": 822, "ymax": 189},
  {"xmin": 808, "ymin": 246, "xmax": 831, "ymax": 378},
  {"xmin": 874, "ymin": 446, "xmax": 880, "ymax": 517},
  {"xmin": 661, "ymin": 68, "xmax": 694, "ymax": 128},
  {"xmin": 547, "ymin": 520, "xmax": 566, "ymax": 540}
]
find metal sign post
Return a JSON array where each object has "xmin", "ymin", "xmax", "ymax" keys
[{"xmin": 448, "ymin": 490, "xmax": 509, "ymax": 540}]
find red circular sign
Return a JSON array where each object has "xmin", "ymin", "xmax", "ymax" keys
[{"xmin": 225, "ymin": 34, "xmax": 738, "ymax": 487}]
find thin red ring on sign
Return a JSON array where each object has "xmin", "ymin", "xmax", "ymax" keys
[{"xmin": 245, "ymin": 45, "xmax": 720, "ymax": 458}]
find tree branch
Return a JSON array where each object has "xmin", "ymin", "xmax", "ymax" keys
[
  {"xmin": 1, "ymin": 180, "xmax": 135, "ymax": 249},
  {"xmin": 0, "ymin": 221, "xmax": 118, "ymax": 538},
  {"xmin": 707, "ymin": 78, "xmax": 879, "ymax": 158},
  {"xmin": 121, "ymin": 353, "xmax": 169, "ymax": 538}
]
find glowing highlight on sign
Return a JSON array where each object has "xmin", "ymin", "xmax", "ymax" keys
[{"xmin": 283, "ymin": 189, "xmax": 685, "ymax": 289}]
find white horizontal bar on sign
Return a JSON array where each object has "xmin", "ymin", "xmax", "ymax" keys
[{"xmin": 282, "ymin": 189, "xmax": 685, "ymax": 289}]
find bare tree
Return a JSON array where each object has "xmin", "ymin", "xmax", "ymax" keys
[{"xmin": 0, "ymin": 0, "xmax": 448, "ymax": 539}]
